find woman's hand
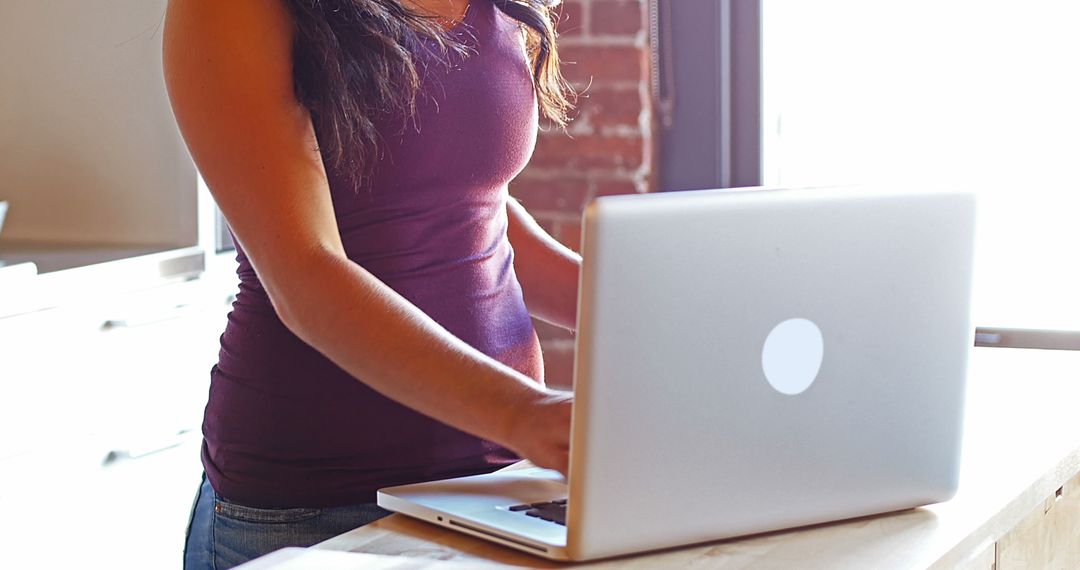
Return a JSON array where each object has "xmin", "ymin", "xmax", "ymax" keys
[{"xmin": 504, "ymin": 391, "xmax": 574, "ymax": 476}]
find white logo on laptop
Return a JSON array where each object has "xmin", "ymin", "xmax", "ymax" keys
[{"xmin": 762, "ymin": 318, "xmax": 824, "ymax": 395}]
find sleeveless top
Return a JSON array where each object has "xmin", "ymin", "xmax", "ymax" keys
[{"xmin": 202, "ymin": 0, "xmax": 543, "ymax": 508}]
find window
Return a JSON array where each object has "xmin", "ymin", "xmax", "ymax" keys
[{"xmin": 762, "ymin": 0, "xmax": 1080, "ymax": 331}]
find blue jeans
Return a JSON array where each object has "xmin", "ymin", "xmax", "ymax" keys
[{"xmin": 183, "ymin": 473, "xmax": 392, "ymax": 570}]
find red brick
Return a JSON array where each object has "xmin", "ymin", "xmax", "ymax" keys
[
  {"xmin": 594, "ymin": 178, "xmax": 638, "ymax": 198},
  {"xmin": 533, "ymin": 318, "xmax": 574, "ymax": 343},
  {"xmin": 537, "ymin": 114, "xmax": 585, "ymax": 133},
  {"xmin": 557, "ymin": 1, "xmax": 585, "ymax": 37},
  {"xmin": 510, "ymin": 175, "xmax": 590, "ymax": 212},
  {"xmin": 552, "ymin": 219, "xmax": 583, "ymax": 252},
  {"xmin": 541, "ymin": 344, "xmax": 576, "ymax": 389},
  {"xmin": 530, "ymin": 132, "xmax": 644, "ymax": 170},
  {"xmin": 591, "ymin": 0, "xmax": 643, "ymax": 36},
  {"xmin": 559, "ymin": 45, "xmax": 644, "ymax": 84},
  {"xmin": 578, "ymin": 87, "xmax": 642, "ymax": 127},
  {"xmin": 533, "ymin": 215, "xmax": 558, "ymax": 237}
]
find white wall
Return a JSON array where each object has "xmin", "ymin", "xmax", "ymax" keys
[{"xmin": 0, "ymin": 0, "xmax": 197, "ymax": 247}]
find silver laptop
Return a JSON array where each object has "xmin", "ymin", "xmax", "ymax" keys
[{"xmin": 378, "ymin": 185, "xmax": 976, "ymax": 561}]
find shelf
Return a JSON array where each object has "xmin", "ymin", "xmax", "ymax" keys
[
  {"xmin": 0, "ymin": 242, "xmax": 205, "ymax": 318},
  {"xmin": 0, "ymin": 240, "xmax": 179, "ymax": 274}
]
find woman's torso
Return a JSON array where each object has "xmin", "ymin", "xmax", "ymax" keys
[{"xmin": 202, "ymin": 0, "xmax": 543, "ymax": 508}]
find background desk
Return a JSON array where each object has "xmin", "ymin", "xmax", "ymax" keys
[{"xmin": 307, "ymin": 348, "xmax": 1080, "ymax": 569}]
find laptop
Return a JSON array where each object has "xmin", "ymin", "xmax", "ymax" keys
[{"xmin": 377, "ymin": 185, "xmax": 976, "ymax": 561}]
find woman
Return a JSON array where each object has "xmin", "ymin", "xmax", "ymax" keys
[{"xmin": 163, "ymin": 0, "xmax": 580, "ymax": 567}]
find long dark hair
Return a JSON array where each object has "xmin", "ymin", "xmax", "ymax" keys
[{"xmin": 285, "ymin": 0, "xmax": 573, "ymax": 189}]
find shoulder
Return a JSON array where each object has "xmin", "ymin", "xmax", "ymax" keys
[
  {"xmin": 164, "ymin": 0, "xmax": 295, "ymax": 74},
  {"xmin": 163, "ymin": 0, "xmax": 301, "ymax": 115}
]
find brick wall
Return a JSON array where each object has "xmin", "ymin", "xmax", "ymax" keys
[{"xmin": 512, "ymin": 0, "xmax": 655, "ymax": 389}]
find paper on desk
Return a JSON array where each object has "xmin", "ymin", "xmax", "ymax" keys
[
  {"xmin": 0, "ymin": 261, "xmax": 39, "ymax": 316},
  {"xmin": 235, "ymin": 548, "xmax": 501, "ymax": 570}
]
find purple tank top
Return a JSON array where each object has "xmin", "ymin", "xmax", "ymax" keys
[{"xmin": 202, "ymin": 0, "xmax": 543, "ymax": 508}]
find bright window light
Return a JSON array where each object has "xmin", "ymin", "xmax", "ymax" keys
[{"xmin": 763, "ymin": 0, "xmax": 1080, "ymax": 330}]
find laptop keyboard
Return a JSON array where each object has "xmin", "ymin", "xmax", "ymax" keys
[{"xmin": 508, "ymin": 499, "xmax": 567, "ymax": 526}]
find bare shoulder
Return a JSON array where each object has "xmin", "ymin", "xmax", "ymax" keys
[
  {"xmin": 161, "ymin": 0, "xmax": 337, "ymax": 282},
  {"xmin": 164, "ymin": 0, "xmax": 294, "ymax": 43},
  {"xmin": 163, "ymin": 0, "xmax": 295, "ymax": 104},
  {"xmin": 161, "ymin": 0, "xmax": 311, "ymax": 178}
]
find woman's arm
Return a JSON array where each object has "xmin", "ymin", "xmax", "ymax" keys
[
  {"xmin": 506, "ymin": 199, "xmax": 582, "ymax": 331},
  {"xmin": 163, "ymin": 0, "xmax": 570, "ymax": 473}
]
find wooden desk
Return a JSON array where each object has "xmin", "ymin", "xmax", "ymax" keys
[{"xmin": 309, "ymin": 348, "xmax": 1080, "ymax": 569}]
